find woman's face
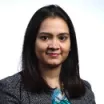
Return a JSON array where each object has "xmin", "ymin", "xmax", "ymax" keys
[{"xmin": 35, "ymin": 17, "xmax": 71, "ymax": 67}]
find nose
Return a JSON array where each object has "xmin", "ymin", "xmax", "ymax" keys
[{"xmin": 48, "ymin": 39, "xmax": 60, "ymax": 50}]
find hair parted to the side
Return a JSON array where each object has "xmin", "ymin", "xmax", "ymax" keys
[{"xmin": 21, "ymin": 4, "xmax": 86, "ymax": 99}]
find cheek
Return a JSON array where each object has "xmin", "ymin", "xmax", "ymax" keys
[
  {"xmin": 61, "ymin": 42, "xmax": 71, "ymax": 54},
  {"xmin": 35, "ymin": 41, "xmax": 47, "ymax": 54},
  {"xmin": 62, "ymin": 47, "xmax": 70, "ymax": 56}
]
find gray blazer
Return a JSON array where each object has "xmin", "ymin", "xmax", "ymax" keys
[{"xmin": 0, "ymin": 72, "xmax": 96, "ymax": 104}]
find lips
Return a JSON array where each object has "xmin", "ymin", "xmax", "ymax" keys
[{"xmin": 46, "ymin": 52, "xmax": 60, "ymax": 57}]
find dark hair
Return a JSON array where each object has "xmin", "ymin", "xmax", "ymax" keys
[{"xmin": 21, "ymin": 4, "xmax": 85, "ymax": 99}]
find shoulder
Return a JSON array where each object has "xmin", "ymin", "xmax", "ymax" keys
[
  {"xmin": 0, "ymin": 72, "xmax": 22, "ymax": 104},
  {"xmin": 0, "ymin": 72, "xmax": 21, "ymax": 89},
  {"xmin": 83, "ymin": 80, "xmax": 92, "ymax": 89},
  {"xmin": 82, "ymin": 80, "xmax": 96, "ymax": 103},
  {"xmin": 71, "ymin": 80, "xmax": 96, "ymax": 104}
]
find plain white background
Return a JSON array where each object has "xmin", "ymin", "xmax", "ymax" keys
[{"xmin": 0, "ymin": 0, "xmax": 104, "ymax": 103}]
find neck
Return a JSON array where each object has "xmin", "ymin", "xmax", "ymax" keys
[{"xmin": 39, "ymin": 63, "xmax": 62, "ymax": 89}]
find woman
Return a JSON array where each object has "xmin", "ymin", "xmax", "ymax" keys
[{"xmin": 0, "ymin": 4, "xmax": 96, "ymax": 104}]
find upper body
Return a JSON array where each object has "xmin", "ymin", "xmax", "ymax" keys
[
  {"xmin": 0, "ymin": 4, "xmax": 96, "ymax": 104},
  {"xmin": 0, "ymin": 72, "xmax": 96, "ymax": 104}
]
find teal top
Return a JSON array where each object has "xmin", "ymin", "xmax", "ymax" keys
[{"xmin": 52, "ymin": 88, "xmax": 71, "ymax": 104}]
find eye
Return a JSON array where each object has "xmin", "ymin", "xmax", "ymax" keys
[
  {"xmin": 40, "ymin": 36, "xmax": 49, "ymax": 41},
  {"xmin": 59, "ymin": 36, "xmax": 68, "ymax": 41}
]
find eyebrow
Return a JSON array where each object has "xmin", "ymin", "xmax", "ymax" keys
[{"xmin": 38, "ymin": 32, "xmax": 70, "ymax": 36}]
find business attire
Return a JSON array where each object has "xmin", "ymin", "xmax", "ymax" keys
[{"xmin": 0, "ymin": 72, "xmax": 96, "ymax": 104}]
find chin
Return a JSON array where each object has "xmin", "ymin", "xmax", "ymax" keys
[
  {"xmin": 46, "ymin": 62, "xmax": 62, "ymax": 68},
  {"xmin": 48, "ymin": 65, "xmax": 61, "ymax": 69}
]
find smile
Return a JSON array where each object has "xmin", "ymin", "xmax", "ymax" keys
[{"xmin": 46, "ymin": 52, "xmax": 60, "ymax": 57}]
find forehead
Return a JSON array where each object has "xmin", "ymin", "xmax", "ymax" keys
[{"xmin": 38, "ymin": 17, "xmax": 69, "ymax": 34}]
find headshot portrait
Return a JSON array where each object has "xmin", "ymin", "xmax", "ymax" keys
[{"xmin": 0, "ymin": 4, "xmax": 97, "ymax": 104}]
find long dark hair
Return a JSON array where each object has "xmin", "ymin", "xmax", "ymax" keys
[{"xmin": 21, "ymin": 4, "xmax": 85, "ymax": 99}]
